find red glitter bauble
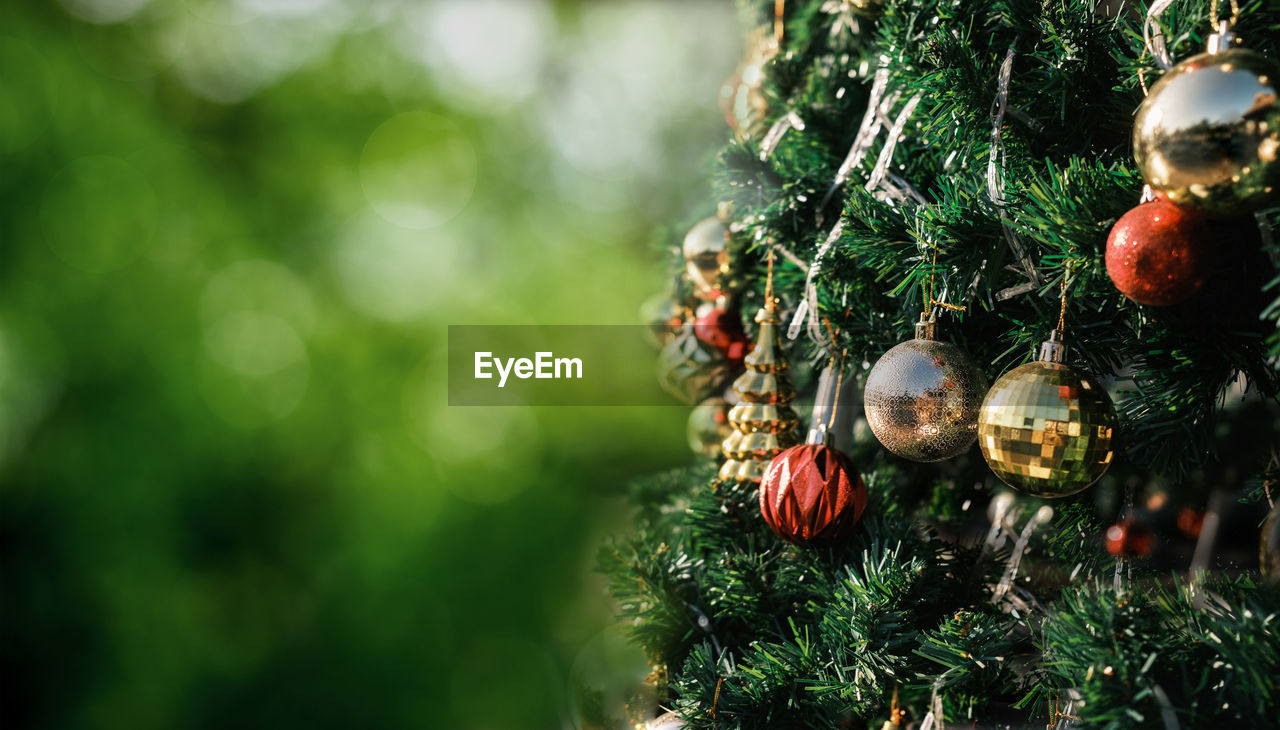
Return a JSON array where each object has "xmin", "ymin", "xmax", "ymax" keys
[
  {"xmin": 694, "ymin": 307, "xmax": 748, "ymax": 359},
  {"xmin": 1105, "ymin": 519, "xmax": 1153, "ymax": 558},
  {"xmin": 759, "ymin": 444, "xmax": 868, "ymax": 544},
  {"xmin": 1105, "ymin": 200, "xmax": 1210, "ymax": 306}
]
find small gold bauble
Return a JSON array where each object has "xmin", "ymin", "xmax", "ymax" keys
[
  {"xmin": 1262, "ymin": 500, "xmax": 1280, "ymax": 582},
  {"xmin": 656, "ymin": 328, "xmax": 730, "ymax": 405},
  {"xmin": 687, "ymin": 396, "xmax": 732, "ymax": 457},
  {"xmin": 977, "ymin": 346, "xmax": 1116, "ymax": 497},
  {"xmin": 640, "ymin": 292, "xmax": 691, "ymax": 348},
  {"xmin": 719, "ymin": 26, "xmax": 778, "ymax": 141},
  {"xmin": 682, "ymin": 217, "xmax": 729, "ymax": 302},
  {"xmin": 1134, "ymin": 48, "xmax": 1280, "ymax": 215},
  {"xmin": 863, "ymin": 321, "xmax": 988, "ymax": 462},
  {"xmin": 845, "ymin": 0, "xmax": 885, "ymax": 18}
]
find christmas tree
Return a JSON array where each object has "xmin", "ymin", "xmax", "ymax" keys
[{"xmin": 605, "ymin": 0, "xmax": 1280, "ymax": 727}]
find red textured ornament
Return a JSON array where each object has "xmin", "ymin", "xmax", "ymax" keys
[
  {"xmin": 694, "ymin": 307, "xmax": 748, "ymax": 362},
  {"xmin": 759, "ymin": 444, "xmax": 868, "ymax": 544},
  {"xmin": 1105, "ymin": 520, "xmax": 1153, "ymax": 558},
  {"xmin": 1105, "ymin": 200, "xmax": 1210, "ymax": 306}
]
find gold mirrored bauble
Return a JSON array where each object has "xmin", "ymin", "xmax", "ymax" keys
[
  {"xmin": 1134, "ymin": 48, "xmax": 1280, "ymax": 215},
  {"xmin": 687, "ymin": 396, "xmax": 732, "ymax": 457},
  {"xmin": 682, "ymin": 217, "xmax": 729, "ymax": 302},
  {"xmin": 1261, "ymin": 500, "xmax": 1280, "ymax": 583},
  {"xmin": 657, "ymin": 328, "xmax": 730, "ymax": 406},
  {"xmin": 863, "ymin": 332, "xmax": 988, "ymax": 462},
  {"xmin": 978, "ymin": 360, "xmax": 1116, "ymax": 498}
]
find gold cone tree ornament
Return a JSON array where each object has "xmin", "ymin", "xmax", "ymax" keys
[{"xmin": 719, "ymin": 254, "xmax": 800, "ymax": 483}]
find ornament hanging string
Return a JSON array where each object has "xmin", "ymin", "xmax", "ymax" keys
[
  {"xmin": 1209, "ymin": 0, "xmax": 1240, "ymax": 28},
  {"xmin": 1057, "ymin": 261, "xmax": 1072, "ymax": 335},
  {"xmin": 765, "ymin": 247, "xmax": 777, "ymax": 311},
  {"xmin": 923, "ymin": 238, "xmax": 966, "ymax": 320}
]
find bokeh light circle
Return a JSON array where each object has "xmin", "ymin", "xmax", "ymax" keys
[
  {"xmin": 359, "ymin": 111, "xmax": 477, "ymax": 230},
  {"xmin": 450, "ymin": 636, "xmax": 560, "ymax": 730},
  {"xmin": 204, "ymin": 311, "xmax": 306, "ymax": 377},
  {"xmin": 59, "ymin": 0, "xmax": 151, "ymax": 25},
  {"xmin": 200, "ymin": 311, "xmax": 309, "ymax": 428},
  {"xmin": 202, "ymin": 259, "xmax": 316, "ymax": 335},
  {"xmin": 331, "ymin": 213, "xmax": 458, "ymax": 322},
  {"xmin": 0, "ymin": 37, "xmax": 58, "ymax": 154},
  {"xmin": 41, "ymin": 156, "xmax": 158, "ymax": 273}
]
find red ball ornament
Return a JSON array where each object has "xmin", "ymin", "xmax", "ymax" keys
[
  {"xmin": 694, "ymin": 307, "xmax": 749, "ymax": 363},
  {"xmin": 1105, "ymin": 200, "xmax": 1210, "ymax": 306},
  {"xmin": 1105, "ymin": 519, "xmax": 1153, "ymax": 558},
  {"xmin": 759, "ymin": 444, "xmax": 868, "ymax": 544},
  {"xmin": 1176, "ymin": 507, "xmax": 1206, "ymax": 538}
]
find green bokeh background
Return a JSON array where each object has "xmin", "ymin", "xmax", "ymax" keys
[{"xmin": 0, "ymin": 1, "xmax": 738, "ymax": 727}]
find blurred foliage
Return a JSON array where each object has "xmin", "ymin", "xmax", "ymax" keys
[{"xmin": 0, "ymin": 1, "xmax": 739, "ymax": 728}]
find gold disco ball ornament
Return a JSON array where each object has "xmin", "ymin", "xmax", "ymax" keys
[
  {"xmin": 682, "ymin": 216, "xmax": 730, "ymax": 302},
  {"xmin": 863, "ymin": 315, "xmax": 988, "ymax": 462},
  {"xmin": 978, "ymin": 332, "xmax": 1116, "ymax": 498},
  {"xmin": 1134, "ymin": 26, "xmax": 1280, "ymax": 216}
]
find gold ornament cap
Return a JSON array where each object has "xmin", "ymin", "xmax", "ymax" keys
[
  {"xmin": 1039, "ymin": 329, "xmax": 1067, "ymax": 364},
  {"xmin": 914, "ymin": 313, "xmax": 936, "ymax": 340},
  {"xmin": 1207, "ymin": 19, "xmax": 1236, "ymax": 54}
]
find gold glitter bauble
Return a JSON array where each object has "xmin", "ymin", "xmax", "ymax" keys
[
  {"xmin": 1262, "ymin": 500, "xmax": 1280, "ymax": 583},
  {"xmin": 863, "ymin": 319, "xmax": 988, "ymax": 462},
  {"xmin": 977, "ymin": 337, "xmax": 1116, "ymax": 498},
  {"xmin": 687, "ymin": 396, "xmax": 732, "ymax": 457},
  {"xmin": 1134, "ymin": 48, "xmax": 1280, "ymax": 215},
  {"xmin": 682, "ymin": 217, "xmax": 729, "ymax": 302}
]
